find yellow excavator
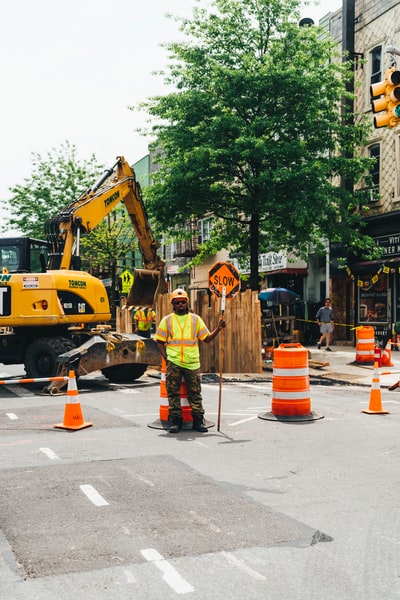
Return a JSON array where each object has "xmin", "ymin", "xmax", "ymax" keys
[{"xmin": 0, "ymin": 156, "xmax": 167, "ymax": 382}]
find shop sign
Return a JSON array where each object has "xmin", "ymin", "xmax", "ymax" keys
[{"xmin": 375, "ymin": 233, "xmax": 400, "ymax": 258}]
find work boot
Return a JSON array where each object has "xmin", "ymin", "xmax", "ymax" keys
[
  {"xmin": 192, "ymin": 416, "xmax": 208, "ymax": 433},
  {"xmin": 168, "ymin": 416, "xmax": 182, "ymax": 433}
]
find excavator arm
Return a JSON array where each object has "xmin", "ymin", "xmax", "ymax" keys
[{"xmin": 46, "ymin": 156, "xmax": 167, "ymax": 306}]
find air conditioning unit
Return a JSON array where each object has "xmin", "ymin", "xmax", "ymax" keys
[
  {"xmin": 368, "ymin": 187, "xmax": 380, "ymax": 203},
  {"xmin": 358, "ymin": 186, "xmax": 380, "ymax": 204}
]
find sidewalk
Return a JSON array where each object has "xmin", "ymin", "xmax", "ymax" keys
[
  {"xmin": 304, "ymin": 344, "xmax": 400, "ymax": 387},
  {"xmin": 209, "ymin": 344, "xmax": 400, "ymax": 388}
]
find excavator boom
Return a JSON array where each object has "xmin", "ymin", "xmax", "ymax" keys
[
  {"xmin": 45, "ymin": 156, "xmax": 167, "ymax": 306},
  {"xmin": 0, "ymin": 155, "xmax": 167, "ymax": 381}
]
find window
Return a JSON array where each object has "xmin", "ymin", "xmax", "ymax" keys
[
  {"xmin": 370, "ymin": 46, "xmax": 382, "ymax": 89},
  {"xmin": 368, "ymin": 144, "xmax": 380, "ymax": 202},
  {"xmin": 30, "ymin": 241, "xmax": 49, "ymax": 272},
  {"xmin": 0, "ymin": 247, "xmax": 20, "ymax": 271},
  {"xmin": 197, "ymin": 217, "xmax": 212, "ymax": 244}
]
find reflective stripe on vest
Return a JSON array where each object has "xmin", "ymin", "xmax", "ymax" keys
[{"xmin": 165, "ymin": 313, "xmax": 200, "ymax": 363}]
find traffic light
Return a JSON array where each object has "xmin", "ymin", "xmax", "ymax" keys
[{"xmin": 370, "ymin": 68, "xmax": 400, "ymax": 128}]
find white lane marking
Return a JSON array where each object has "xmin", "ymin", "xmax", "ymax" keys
[
  {"xmin": 121, "ymin": 468, "xmax": 155, "ymax": 487},
  {"xmin": 194, "ymin": 440, "xmax": 208, "ymax": 447},
  {"xmin": 141, "ymin": 548, "xmax": 194, "ymax": 594},
  {"xmin": 39, "ymin": 447, "xmax": 60, "ymax": 460},
  {"xmin": 202, "ymin": 383, "xmax": 268, "ymax": 390},
  {"xmin": 123, "ymin": 568, "xmax": 137, "ymax": 583},
  {"xmin": 235, "ymin": 383, "xmax": 270, "ymax": 390},
  {"xmin": 189, "ymin": 510, "xmax": 221, "ymax": 533},
  {"xmin": 228, "ymin": 415, "xmax": 259, "ymax": 426},
  {"xmin": 121, "ymin": 413, "xmax": 158, "ymax": 417},
  {"xmin": 380, "ymin": 400, "xmax": 400, "ymax": 404},
  {"xmin": 6, "ymin": 413, "xmax": 18, "ymax": 420},
  {"xmin": 5, "ymin": 385, "xmax": 36, "ymax": 397},
  {"xmin": 118, "ymin": 389, "xmax": 142, "ymax": 394},
  {"xmin": 80, "ymin": 484, "xmax": 109, "ymax": 506},
  {"xmin": 221, "ymin": 551, "xmax": 266, "ymax": 581}
]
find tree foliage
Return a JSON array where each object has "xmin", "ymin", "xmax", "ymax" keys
[
  {"xmin": 138, "ymin": 0, "xmax": 375, "ymax": 289},
  {"xmin": 79, "ymin": 209, "xmax": 139, "ymax": 310},
  {"xmin": 2, "ymin": 142, "xmax": 139, "ymax": 305},
  {"xmin": 3, "ymin": 141, "xmax": 103, "ymax": 239}
]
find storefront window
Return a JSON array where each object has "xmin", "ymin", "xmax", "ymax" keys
[{"xmin": 359, "ymin": 273, "xmax": 388, "ymax": 323}]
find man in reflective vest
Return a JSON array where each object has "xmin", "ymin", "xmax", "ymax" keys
[{"xmin": 155, "ymin": 288, "xmax": 225, "ymax": 433}]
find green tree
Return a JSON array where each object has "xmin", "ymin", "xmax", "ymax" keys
[
  {"xmin": 80, "ymin": 210, "xmax": 139, "ymax": 311},
  {"xmin": 2, "ymin": 142, "xmax": 140, "ymax": 310},
  {"xmin": 3, "ymin": 141, "xmax": 102, "ymax": 239},
  {"xmin": 138, "ymin": 0, "xmax": 375, "ymax": 290}
]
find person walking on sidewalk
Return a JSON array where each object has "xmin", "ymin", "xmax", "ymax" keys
[
  {"xmin": 155, "ymin": 288, "xmax": 225, "ymax": 433},
  {"xmin": 316, "ymin": 298, "xmax": 335, "ymax": 351}
]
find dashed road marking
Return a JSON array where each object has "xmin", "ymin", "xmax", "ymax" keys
[
  {"xmin": 80, "ymin": 484, "xmax": 109, "ymax": 506},
  {"xmin": 123, "ymin": 568, "xmax": 137, "ymax": 583},
  {"xmin": 39, "ymin": 447, "xmax": 60, "ymax": 460},
  {"xmin": 228, "ymin": 415, "xmax": 259, "ymax": 426},
  {"xmin": 141, "ymin": 548, "xmax": 194, "ymax": 594},
  {"xmin": 6, "ymin": 412, "xmax": 18, "ymax": 420},
  {"xmin": 221, "ymin": 550, "xmax": 266, "ymax": 581}
]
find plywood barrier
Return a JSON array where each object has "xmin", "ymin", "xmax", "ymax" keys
[{"xmin": 155, "ymin": 289, "xmax": 262, "ymax": 374}]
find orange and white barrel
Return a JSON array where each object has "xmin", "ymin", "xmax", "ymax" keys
[
  {"xmin": 158, "ymin": 358, "xmax": 193, "ymax": 425},
  {"xmin": 271, "ymin": 343, "xmax": 310, "ymax": 417},
  {"xmin": 179, "ymin": 379, "xmax": 193, "ymax": 424},
  {"xmin": 158, "ymin": 359, "xmax": 169, "ymax": 424},
  {"xmin": 355, "ymin": 326, "xmax": 375, "ymax": 364}
]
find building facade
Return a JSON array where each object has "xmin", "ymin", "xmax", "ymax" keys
[
  {"xmin": 131, "ymin": 1, "xmax": 400, "ymax": 347},
  {"xmin": 334, "ymin": 0, "xmax": 400, "ymax": 344}
]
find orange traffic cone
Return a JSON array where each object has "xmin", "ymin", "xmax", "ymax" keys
[
  {"xmin": 54, "ymin": 371, "xmax": 93, "ymax": 430},
  {"xmin": 362, "ymin": 362, "xmax": 389, "ymax": 415},
  {"xmin": 381, "ymin": 340, "xmax": 394, "ymax": 367}
]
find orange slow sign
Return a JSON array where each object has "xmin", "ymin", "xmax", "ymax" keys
[{"xmin": 208, "ymin": 262, "xmax": 240, "ymax": 299}]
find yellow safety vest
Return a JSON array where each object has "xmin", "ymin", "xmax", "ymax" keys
[
  {"xmin": 155, "ymin": 312, "xmax": 209, "ymax": 369},
  {"xmin": 135, "ymin": 308, "xmax": 155, "ymax": 331}
]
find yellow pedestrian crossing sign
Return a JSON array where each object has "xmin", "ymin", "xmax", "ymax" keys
[{"xmin": 120, "ymin": 270, "xmax": 134, "ymax": 294}]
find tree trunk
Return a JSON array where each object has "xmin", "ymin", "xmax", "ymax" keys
[{"xmin": 249, "ymin": 213, "xmax": 260, "ymax": 291}]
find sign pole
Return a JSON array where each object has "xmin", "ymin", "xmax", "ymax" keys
[
  {"xmin": 208, "ymin": 261, "xmax": 240, "ymax": 433},
  {"xmin": 217, "ymin": 287, "xmax": 226, "ymax": 432}
]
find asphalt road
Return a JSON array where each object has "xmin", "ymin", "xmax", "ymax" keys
[{"xmin": 1, "ymin": 364, "xmax": 400, "ymax": 599}]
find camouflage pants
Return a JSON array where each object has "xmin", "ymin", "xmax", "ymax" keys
[{"xmin": 166, "ymin": 360, "xmax": 204, "ymax": 419}]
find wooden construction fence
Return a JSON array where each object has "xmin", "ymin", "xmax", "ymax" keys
[
  {"xmin": 115, "ymin": 297, "xmax": 133, "ymax": 333},
  {"xmin": 115, "ymin": 290, "xmax": 263, "ymax": 374},
  {"xmin": 155, "ymin": 289, "xmax": 263, "ymax": 374}
]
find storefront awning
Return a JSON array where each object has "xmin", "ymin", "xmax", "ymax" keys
[
  {"xmin": 263, "ymin": 268, "xmax": 308, "ymax": 275},
  {"xmin": 349, "ymin": 259, "xmax": 400, "ymax": 275}
]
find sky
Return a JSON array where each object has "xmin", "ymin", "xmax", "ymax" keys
[{"xmin": 0, "ymin": 0, "xmax": 341, "ymax": 228}]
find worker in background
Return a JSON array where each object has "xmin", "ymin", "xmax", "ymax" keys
[
  {"xmin": 155, "ymin": 288, "xmax": 225, "ymax": 434},
  {"xmin": 134, "ymin": 307, "xmax": 156, "ymax": 338}
]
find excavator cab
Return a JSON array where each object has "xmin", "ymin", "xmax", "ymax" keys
[
  {"xmin": 127, "ymin": 268, "xmax": 168, "ymax": 308},
  {"xmin": 0, "ymin": 237, "xmax": 49, "ymax": 273}
]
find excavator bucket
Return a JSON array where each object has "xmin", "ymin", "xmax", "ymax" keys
[{"xmin": 127, "ymin": 268, "xmax": 168, "ymax": 308}]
